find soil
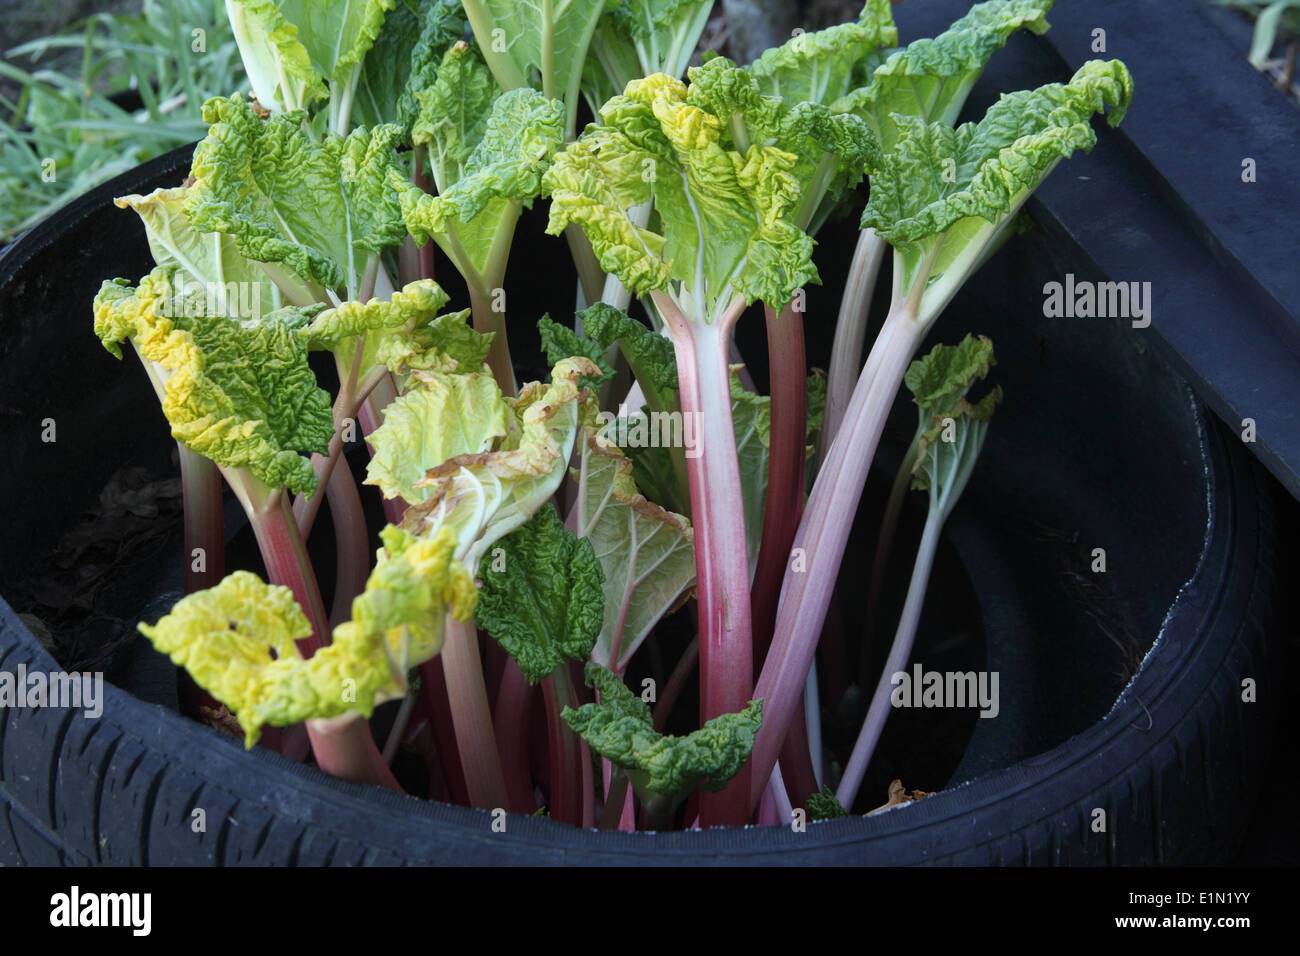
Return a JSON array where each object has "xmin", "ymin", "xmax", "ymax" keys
[{"xmin": 4, "ymin": 461, "xmax": 182, "ymax": 676}]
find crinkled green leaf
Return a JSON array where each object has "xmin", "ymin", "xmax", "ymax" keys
[
  {"xmin": 563, "ymin": 662, "xmax": 762, "ymax": 805},
  {"xmin": 865, "ymin": 60, "xmax": 1132, "ymax": 245},
  {"xmin": 112, "ymin": 186, "xmax": 281, "ymax": 322},
  {"xmin": 226, "ymin": 0, "xmax": 329, "ymax": 113},
  {"xmin": 354, "ymin": 0, "xmax": 468, "ymax": 135},
  {"xmin": 687, "ymin": 56, "xmax": 879, "ymax": 229},
  {"xmin": 185, "ymin": 96, "xmax": 405, "ymax": 294},
  {"xmin": 399, "ymin": 357, "xmax": 599, "ymax": 572},
  {"xmin": 545, "ymin": 73, "xmax": 818, "ymax": 323},
  {"xmin": 302, "ymin": 279, "xmax": 449, "ymax": 351},
  {"xmin": 837, "ymin": 0, "xmax": 1055, "ymax": 151},
  {"xmin": 581, "ymin": 302, "xmax": 684, "ymax": 509},
  {"xmin": 906, "ymin": 335, "xmax": 1002, "ymax": 497},
  {"xmin": 862, "ymin": 60, "xmax": 1133, "ymax": 312},
  {"xmin": 139, "ymin": 528, "xmax": 476, "ymax": 746},
  {"xmin": 412, "ymin": 40, "xmax": 500, "ymax": 191},
  {"xmin": 582, "ymin": 303, "xmax": 678, "ymax": 396},
  {"xmin": 93, "ymin": 268, "xmax": 333, "ymax": 496},
  {"xmin": 904, "ymin": 331, "xmax": 996, "ymax": 413},
  {"xmin": 377, "ymin": 308, "xmax": 495, "ymax": 379},
  {"xmin": 396, "ymin": 87, "xmax": 564, "ymax": 287},
  {"xmin": 807, "ymin": 785, "xmax": 850, "ymax": 820},
  {"xmin": 538, "ymin": 314, "xmax": 614, "ymax": 389},
  {"xmin": 365, "ymin": 366, "xmax": 511, "ymax": 504},
  {"xmin": 475, "ymin": 503, "xmax": 605, "ymax": 682},
  {"xmin": 572, "ymin": 421, "xmax": 694, "ymax": 672},
  {"xmin": 744, "ymin": 0, "xmax": 897, "ymax": 105}
]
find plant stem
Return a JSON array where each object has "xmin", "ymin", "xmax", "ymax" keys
[
  {"xmin": 358, "ymin": 254, "xmax": 379, "ymax": 304},
  {"xmin": 400, "ymin": 146, "xmax": 436, "ymax": 286},
  {"xmin": 565, "ymin": 224, "xmax": 605, "ymax": 307},
  {"xmin": 295, "ymin": 344, "xmax": 387, "ymax": 540},
  {"xmin": 245, "ymin": 484, "xmax": 329, "ymax": 656},
  {"xmin": 654, "ymin": 291, "xmax": 753, "ymax": 827},
  {"xmin": 418, "ymin": 658, "xmax": 470, "ymax": 805},
  {"xmin": 542, "ymin": 663, "xmax": 583, "ymax": 826},
  {"xmin": 752, "ymin": 298, "xmax": 807, "ymax": 662},
  {"xmin": 493, "ymin": 658, "xmax": 538, "ymax": 813},
  {"xmin": 579, "ymin": 734, "xmax": 596, "ymax": 827},
  {"xmin": 468, "ymin": 283, "xmax": 517, "ymax": 397},
  {"xmin": 748, "ymin": 305, "xmax": 926, "ymax": 811},
  {"xmin": 778, "ymin": 689, "xmax": 819, "ymax": 807},
  {"xmin": 653, "ymin": 635, "xmax": 698, "ymax": 732},
  {"xmin": 859, "ymin": 437, "xmax": 919, "ymax": 691},
  {"xmin": 821, "ymin": 228, "xmax": 887, "ymax": 465},
  {"xmin": 306, "ymin": 714, "xmax": 402, "ymax": 791},
  {"xmin": 178, "ymin": 443, "xmax": 224, "ymax": 593},
  {"xmin": 804, "ymin": 662, "xmax": 824, "ymax": 786},
  {"xmin": 599, "ymin": 771, "xmax": 630, "ymax": 830},
  {"xmin": 324, "ymin": 459, "xmax": 369, "ymax": 627},
  {"xmin": 176, "ymin": 443, "xmax": 224, "ymax": 717},
  {"xmin": 355, "ymin": 380, "xmax": 408, "ymax": 527},
  {"xmin": 836, "ymin": 505, "xmax": 943, "ymax": 810},
  {"xmin": 759, "ymin": 763, "xmax": 793, "ymax": 826},
  {"xmin": 440, "ymin": 615, "xmax": 510, "ymax": 810},
  {"xmin": 381, "ymin": 691, "xmax": 417, "ymax": 765}
]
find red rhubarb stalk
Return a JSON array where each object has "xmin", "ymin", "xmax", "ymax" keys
[{"xmin": 653, "ymin": 291, "xmax": 753, "ymax": 827}]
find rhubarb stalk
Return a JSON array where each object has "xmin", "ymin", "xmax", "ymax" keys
[{"xmin": 653, "ymin": 291, "xmax": 753, "ymax": 826}]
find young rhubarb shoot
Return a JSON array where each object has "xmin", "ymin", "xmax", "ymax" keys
[
  {"xmin": 837, "ymin": 335, "xmax": 1001, "ymax": 809},
  {"xmin": 749, "ymin": 60, "xmax": 1134, "ymax": 811},
  {"xmin": 563, "ymin": 662, "xmax": 762, "ymax": 830},
  {"xmin": 684, "ymin": 56, "xmax": 877, "ymax": 671}
]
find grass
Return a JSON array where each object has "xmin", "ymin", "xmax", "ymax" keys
[{"xmin": 0, "ymin": 0, "xmax": 245, "ymax": 243}]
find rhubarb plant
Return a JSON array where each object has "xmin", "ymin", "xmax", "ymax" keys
[{"xmin": 86, "ymin": 0, "xmax": 1134, "ymax": 835}]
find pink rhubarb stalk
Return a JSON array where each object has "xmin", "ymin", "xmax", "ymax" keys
[
  {"xmin": 441, "ymin": 615, "xmax": 510, "ymax": 811},
  {"xmin": 653, "ymin": 291, "xmax": 753, "ymax": 827},
  {"xmin": 748, "ymin": 306, "xmax": 926, "ymax": 811}
]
